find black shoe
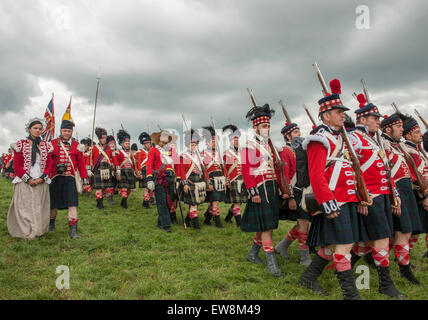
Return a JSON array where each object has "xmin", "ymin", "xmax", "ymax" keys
[
  {"xmin": 266, "ymin": 252, "xmax": 282, "ymax": 278},
  {"xmin": 399, "ymin": 264, "xmax": 421, "ymax": 285},
  {"xmin": 350, "ymin": 251, "xmax": 362, "ymax": 269},
  {"xmin": 69, "ymin": 222, "xmax": 80, "ymax": 239},
  {"xmin": 298, "ymin": 254, "xmax": 329, "ymax": 296},
  {"xmin": 247, "ymin": 243, "xmax": 264, "ymax": 264},
  {"xmin": 142, "ymin": 200, "xmax": 150, "ymax": 209},
  {"xmin": 49, "ymin": 219, "xmax": 56, "ymax": 232},
  {"xmin": 234, "ymin": 214, "xmax": 241, "ymax": 227},
  {"xmin": 170, "ymin": 212, "xmax": 178, "ymax": 224},
  {"xmin": 213, "ymin": 215, "xmax": 223, "ymax": 228},
  {"xmin": 203, "ymin": 210, "xmax": 212, "ymax": 225},
  {"xmin": 363, "ymin": 251, "xmax": 376, "ymax": 268},
  {"xmin": 163, "ymin": 227, "xmax": 171, "ymax": 233},
  {"xmin": 309, "ymin": 246, "xmax": 317, "ymax": 255},
  {"xmin": 120, "ymin": 197, "xmax": 128, "ymax": 209},
  {"xmin": 423, "ymin": 250, "xmax": 428, "ymax": 258},
  {"xmin": 376, "ymin": 266, "xmax": 406, "ymax": 299},
  {"xmin": 336, "ymin": 269, "xmax": 363, "ymax": 300},
  {"xmin": 224, "ymin": 209, "xmax": 233, "ymax": 224},
  {"xmin": 107, "ymin": 195, "xmax": 115, "ymax": 206},
  {"xmin": 191, "ymin": 217, "xmax": 200, "ymax": 229},
  {"xmin": 96, "ymin": 198, "xmax": 104, "ymax": 210}
]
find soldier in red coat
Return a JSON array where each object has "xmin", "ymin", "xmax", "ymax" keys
[
  {"xmin": 49, "ymin": 120, "xmax": 89, "ymax": 238},
  {"xmin": 222, "ymin": 124, "xmax": 246, "ymax": 227},
  {"xmin": 80, "ymin": 138, "xmax": 93, "ymax": 197},
  {"xmin": 136, "ymin": 132, "xmax": 153, "ymax": 208},
  {"xmin": 4, "ymin": 148, "xmax": 15, "ymax": 180}
]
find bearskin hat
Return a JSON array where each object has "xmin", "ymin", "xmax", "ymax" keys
[
  {"xmin": 95, "ymin": 127, "xmax": 107, "ymax": 140},
  {"xmin": 106, "ymin": 135, "xmax": 115, "ymax": 144},
  {"xmin": 138, "ymin": 132, "xmax": 151, "ymax": 145},
  {"xmin": 184, "ymin": 129, "xmax": 202, "ymax": 146},
  {"xmin": 246, "ymin": 104, "xmax": 275, "ymax": 126},
  {"xmin": 117, "ymin": 129, "xmax": 131, "ymax": 145},
  {"xmin": 222, "ymin": 124, "xmax": 241, "ymax": 138},
  {"xmin": 131, "ymin": 143, "xmax": 138, "ymax": 151}
]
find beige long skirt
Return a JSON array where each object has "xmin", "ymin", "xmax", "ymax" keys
[{"xmin": 7, "ymin": 182, "xmax": 51, "ymax": 240}]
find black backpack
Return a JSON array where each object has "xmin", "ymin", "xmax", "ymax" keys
[{"xmin": 290, "ymin": 137, "xmax": 310, "ymax": 189}]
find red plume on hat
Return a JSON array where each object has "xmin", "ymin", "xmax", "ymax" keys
[
  {"xmin": 357, "ymin": 93, "xmax": 367, "ymax": 108},
  {"xmin": 285, "ymin": 122, "xmax": 290, "ymax": 126},
  {"xmin": 330, "ymin": 79, "xmax": 341, "ymax": 94}
]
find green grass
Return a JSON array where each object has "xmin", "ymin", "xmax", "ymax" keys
[{"xmin": 0, "ymin": 177, "xmax": 427, "ymax": 300}]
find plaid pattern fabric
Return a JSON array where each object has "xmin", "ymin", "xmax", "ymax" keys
[
  {"xmin": 393, "ymin": 178, "xmax": 423, "ymax": 234},
  {"xmin": 92, "ymin": 162, "xmax": 113, "ymax": 190},
  {"xmin": 359, "ymin": 194, "xmax": 394, "ymax": 241},
  {"xmin": 319, "ymin": 98, "xmax": 343, "ymax": 113},
  {"xmin": 278, "ymin": 188, "xmax": 310, "ymax": 220},
  {"xmin": 49, "ymin": 175, "xmax": 78, "ymax": 210},
  {"xmin": 226, "ymin": 178, "xmax": 248, "ymax": 203},
  {"xmin": 307, "ymin": 202, "xmax": 362, "ymax": 247},
  {"xmin": 240, "ymin": 180, "xmax": 279, "ymax": 232},
  {"xmin": 138, "ymin": 167, "xmax": 147, "ymax": 188},
  {"xmin": 206, "ymin": 171, "xmax": 226, "ymax": 202},
  {"xmin": 414, "ymin": 190, "xmax": 428, "ymax": 233},
  {"xmin": 183, "ymin": 173, "xmax": 204, "ymax": 205},
  {"xmin": 117, "ymin": 168, "xmax": 136, "ymax": 190}
]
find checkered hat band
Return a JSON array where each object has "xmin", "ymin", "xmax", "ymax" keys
[
  {"xmin": 319, "ymin": 98, "xmax": 343, "ymax": 113},
  {"xmin": 284, "ymin": 127, "xmax": 298, "ymax": 135},
  {"xmin": 356, "ymin": 106, "xmax": 380, "ymax": 118},
  {"xmin": 253, "ymin": 116, "xmax": 270, "ymax": 126},
  {"xmin": 384, "ymin": 120, "xmax": 403, "ymax": 128}
]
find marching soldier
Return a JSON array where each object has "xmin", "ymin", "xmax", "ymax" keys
[
  {"xmin": 91, "ymin": 127, "xmax": 115, "ymax": 210},
  {"xmin": 81, "ymin": 138, "xmax": 93, "ymax": 198},
  {"xmin": 275, "ymin": 122, "xmax": 311, "ymax": 267},
  {"xmin": 180, "ymin": 129, "xmax": 209, "ymax": 229},
  {"xmin": 146, "ymin": 130, "xmax": 179, "ymax": 232},
  {"xmin": 49, "ymin": 120, "xmax": 89, "ymax": 238},
  {"xmin": 401, "ymin": 115, "xmax": 428, "ymax": 260},
  {"xmin": 136, "ymin": 132, "xmax": 153, "ymax": 208},
  {"xmin": 4, "ymin": 148, "xmax": 15, "ymax": 180},
  {"xmin": 381, "ymin": 113, "xmax": 423, "ymax": 285},
  {"xmin": 349, "ymin": 94, "xmax": 404, "ymax": 299},
  {"xmin": 241, "ymin": 103, "xmax": 286, "ymax": 278},
  {"xmin": 107, "ymin": 135, "xmax": 118, "ymax": 200},
  {"xmin": 201, "ymin": 125, "xmax": 226, "ymax": 228},
  {"xmin": 114, "ymin": 129, "xmax": 140, "ymax": 210},
  {"xmin": 299, "ymin": 79, "xmax": 364, "ymax": 300},
  {"xmin": 222, "ymin": 124, "xmax": 246, "ymax": 227}
]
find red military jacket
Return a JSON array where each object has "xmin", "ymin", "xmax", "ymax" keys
[
  {"xmin": 50, "ymin": 138, "xmax": 88, "ymax": 179},
  {"xmin": 179, "ymin": 150, "xmax": 208, "ymax": 182},
  {"xmin": 11, "ymin": 139, "xmax": 53, "ymax": 180},
  {"xmin": 114, "ymin": 149, "xmax": 136, "ymax": 170},
  {"xmin": 223, "ymin": 147, "xmax": 243, "ymax": 182},
  {"xmin": 201, "ymin": 149, "xmax": 224, "ymax": 176},
  {"xmin": 278, "ymin": 144, "xmax": 296, "ymax": 185},
  {"xmin": 241, "ymin": 135, "xmax": 279, "ymax": 191},
  {"xmin": 135, "ymin": 148, "xmax": 150, "ymax": 172},
  {"xmin": 403, "ymin": 140, "xmax": 428, "ymax": 182},
  {"xmin": 303, "ymin": 125, "xmax": 358, "ymax": 206},
  {"xmin": 3, "ymin": 153, "xmax": 12, "ymax": 168},
  {"xmin": 91, "ymin": 143, "xmax": 114, "ymax": 170},
  {"xmin": 381, "ymin": 133, "xmax": 411, "ymax": 182},
  {"xmin": 353, "ymin": 127, "xmax": 394, "ymax": 196},
  {"xmin": 146, "ymin": 145, "xmax": 179, "ymax": 179}
]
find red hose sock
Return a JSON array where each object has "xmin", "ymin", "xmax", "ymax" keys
[
  {"xmin": 254, "ymin": 233, "xmax": 262, "ymax": 246},
  {"xmin": 318, "ymin": 246, "xmax": 333, "ymax": 261},
  {"xmin": 372, "ymin": 247, "xmax": 389, "ymax": 267},
  {"xmin": 286, "ymin": 225, "xmax": 298, "ymax": 242},
  {"xmin": 232, "ymin": 207, "xmax": 241, "ymax": 216},
  {"xmin": 331, "ymin": 253, "xmax": 352, "ymax": 272},
  {"xmin": 212, "ymin": 206, "xmax": 220, "ymax": 216},
  {"xmin": 409, "ymin": 234, "xmax": 419, "ymax": 250},
  {"xmin": 393, "ymin": 244, "xmax": 410, "ymax": 266},
  {"xmin": 143, "ymin": 193, "xmax": 150, "ymax": 201},
  {"xmin": 96, "ymin": 191, "xmax": 103, "ymax": 199},
  {"xmin": 262, "ymin": 239, "xmax": 274, "ymax": 253},
  {"xmin": 68, "ymin": 219, "xmax": 78, "ymax": 227},
  {"xmin": 297, "ymin": 230, "xmax": 309, "ymax": 250},
  {"xmin": 189, "ymin": 210, "xmax": 198, "ymax": 219},
  {"xmin": 352, "ymin": 242, "xmax": 372, "ymax": 257},
  {"xmin": 120, "ymin": 189, "xmax": 128, "ymax": 198}
]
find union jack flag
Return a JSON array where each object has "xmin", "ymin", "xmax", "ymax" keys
[{"xmin": 41, "ymin": 95, "xmax": 55, "ymax": 141}]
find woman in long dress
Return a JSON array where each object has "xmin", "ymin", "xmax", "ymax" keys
[{"xmin": 7, "ymin": 118, "xmax": 53, "ymax": 240}]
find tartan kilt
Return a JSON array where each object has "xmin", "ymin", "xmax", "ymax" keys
[
  {"xmin": 279, "ymin": 188, "xmax": 310, "ymax": 221},
  {"xmin": 92, "ymin": 162, "xmax": 113, "ymax": 190},
  {"xmin": 307, "ymin": 202, "xmax": 362, "ymax": 247},
  {"xmin": 117, "ymin": 168, "xmax": 136, "ymax": 189},
  {"xmin": 49, "ymin": 175, "xmax": 78, "ymax": 210},
  {"xmin": 183, "ymin": 173, "xmax": 205, "ymax": 205},
  {"xmin": 359, "ymin": 194, "xmax": 394, "ymax": 241},
  {"xmin": 240, "ymin": 180, "xmax": 279, "ymax": 232},
  {"xmin": 393, "ymin": 178, "xmax": 423, "ymax": 234},
  {"xmin": 206, "ymin": 171, "xmax": 226, "ymax": 202},
  {"xmin": 226, "ymin": 178, "xmax": 248, "ymax": 203},
  {"xmin": 414, "ymin": 190, "xmax": 428, "ymax": 233},
  {"xmin": 138, "ymin": 167, "xmax": 148, "ymax": 188},
  {"xmin": 165, "ymin": 171, "xmax": 177, "ymax": 202}
]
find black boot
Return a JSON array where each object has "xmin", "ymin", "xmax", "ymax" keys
[
  {"xmin": 224, "ymin": 208, "xmax": 233, "ymax": 224},
  {"xmin": 203, "ymin": 210, "xmax": 212, "ymax": 225},
  {"xmin": 96, "ymin": 198, "xmax": 104, "ymax": 210},
  {"xmin": 120, "ymin": 197, "xmax": 128, "ymax": 209},
  {"xmin": 298, "ymin": 254, "xmax": 329, "ymax": 296},
  {"xmin": 309, "ymin": 246, "xmax": 317, "ymax": 255},
  {"xmin": 399, "ymin": 264, "xmax": 421, "ymax": 285},
  {"xmin": 107, "ymin": 195, "xmax": 115, "ymax": 205},
  {"xmin": 69, "ymin": 221, "xmax": 80, "ymax": 239},
  {"xmin": 336, "ymin": 269, "xmax": 362, "ymax": 300},
  {"xmin": 170, "ymin": 212, "xmax": 178, "ymax": 224},
  {"xmin": 266, "ymin": 252, "xmax": 282, "ymax": 278},
  {"xmin": 376, "ymin": 266, "xmax": 406, "ymax": 299},
  {"xmin": 49, "ymin": 219, "xmax": 56, "ymax": 232},
  {"xmin": 350, "ymin": 251, "xmax": 361, "ymax": 269},
  {"xmin": 423, "ymin": 250, "xmax": 428, "ymax": 258},
  {"xmin": 191, "ymin": 217, "xmax": 200, "ymax": 229},
  {"xmin": 142, "ymin": 200, "xmax": 150, "ymax": 209},
  {"xmin": 184, "ymin": 214, "xmax": 191, "ymax": 228},
  {"xmin": 234, "ymin": 214, "xmax": 241, "ymax": 227},
  {"xmin": 213, "ymin": 215, "xmax": 223, "ymax": 228},
  {"xmin": 247, "ymin": 243, "xmax": 264, "ymax": 264},
  {"xmin": 363, "ymin": 251, "xmax": 376, "ymax": 267}
]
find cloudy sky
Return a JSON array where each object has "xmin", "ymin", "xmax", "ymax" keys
[{"xmin": 1, "ymin": 0, "xmax": 428, "ymax": 152}]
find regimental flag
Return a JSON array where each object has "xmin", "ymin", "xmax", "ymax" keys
[
  {"xmin": 62, "ymin": 96, "xmax": 73, "ymax": 122},
  {"xmin": 41, "ymin": 94, "xmax": 55, "ymax": 141}
]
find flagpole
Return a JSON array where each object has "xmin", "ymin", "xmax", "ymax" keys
[
  {"xmin": 90, "ymin": 76, "xmax": 101, "ymax": 167},
  {"xmin": 52, "ymin": 92, "xmax": 55, "ymax": 139}
]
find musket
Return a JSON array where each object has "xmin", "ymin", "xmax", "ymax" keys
[
  {"xmin": 303, "ymin": 104, "xmax": 317, "ymax": 127},
  {"xmin": 361, "ymin": 79, "xmax": 371, "ymax": 103},
  {"xmin": 414, "ymin": 108, "xmax": 428, "ymax": 130},
  {"xmin": 313, "ymin": 62, "xmax": 372, "ymax": 205},
  {"xmin": 279, "ymin": 100, "xmax": 292, "ymax": 124},
  {"xmin": 209, "ymin": 117, "xmax": 227, "ymax": 178},
  {"xmin": 391, "ymin": 102, "xmax": 400, "ymax": 114},
  {"xmin": 246, "ymin": 88, "xmax": 292, "ymax": 197},
  {"xmin": 90, "ymin": 76, "xmax": 101, "ymax": 168}
]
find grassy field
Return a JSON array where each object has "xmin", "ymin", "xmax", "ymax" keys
[{"xmin": 0, "ymin": 177, "xmax": 427, "ymax": 300}]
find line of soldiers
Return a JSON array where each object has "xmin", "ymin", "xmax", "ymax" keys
[{"xmin": 1, "ymin": 148, "xmax": 15, "ymax": 180}]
